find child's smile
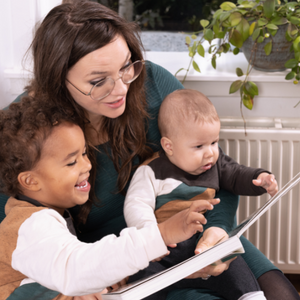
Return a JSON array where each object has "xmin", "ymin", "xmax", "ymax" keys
[{"xmin": 27, "ymin": 122, "xmax": 92, "ymax": 215}]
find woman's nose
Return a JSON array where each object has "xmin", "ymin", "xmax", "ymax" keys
[{"xmin": 111, "ymin": 76, "xmax": 128, "ymax": 95}]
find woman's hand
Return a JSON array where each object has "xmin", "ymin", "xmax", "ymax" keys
[
  {"xmin": 186, "ymin": 227, "xmax": 236, "ymax": 279},
  {"xmin": 157, "ymin": 199, "xmax": 220, "ymax": 246},
  {"xmin": 73, "ymin": 288, "xmax": 108, "ymax": 300}
]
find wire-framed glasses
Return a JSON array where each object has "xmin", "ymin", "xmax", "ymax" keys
[{"xmin": 66, "ymin": 60, "xmax": 145, "ymax": 101}]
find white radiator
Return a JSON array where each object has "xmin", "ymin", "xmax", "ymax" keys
[{"xmin": 219, "ymin": 117, "xmax": 300, "ymax": 274}]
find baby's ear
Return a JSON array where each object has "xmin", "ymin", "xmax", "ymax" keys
[
  {"xmin": 18, "ymin": 172, "xmax": 40, "ymax": 192},
  {"xmin": 160, "ymin": 137, "xmax": 173, "ymax": 156}
]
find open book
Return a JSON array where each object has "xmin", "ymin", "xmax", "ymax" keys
[{"xmin": 102, "ymin": 172, "xmax": 300, "ymax": 300}]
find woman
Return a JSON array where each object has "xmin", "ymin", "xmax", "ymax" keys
[{"xmin": 0, "ymin": 1, "xmax": 298, "ymax": 299}]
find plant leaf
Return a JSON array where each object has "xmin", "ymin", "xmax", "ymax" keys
[
  {"xmin": 197, "ymin": 44, "xmax": 205, "ymax": 57},
  {"xmin": 268, "ymin": 28, "xmax": 277, "ymax": 36},
  {"xmin": 217, "ymin": 31, "xmax": 226, "ymax": 39},
  {"xmin": 257, "ymin": 36, "xmax": 264, "ymax": 43},
  {"xmin": 242, "ymin": 94, "xmax": 253, "ymax": 110},
  {"xmin": 204, "ymin": 29, "xmax": 214, "ymax": 41},
  {"xmin": 285, "ymin": 59, "xmax": 298, "ymax": 68},
  {"xmin": 290, "ymin": 17, "xmax": 300, "ymax": 25},
  {"xmin": 263, "ymin": 0, "xmax": 275, "ymax": 19},
  {"xmin": 236, "ymin": 18, "xmax": 250, "ymax": 41},
  {"xmin": 191, "ymin": 34, "xmax": 197, "ymax": 40},
  {"xmin": 236, "ymin": 68, "xmax": 244, "ymax": 77},
  {"xmin": 229, "ymin": 12, "xmax": 242, "ymax": 27},
  {"xmin": 264, "ymin": 40, "xmax": 272, "ymax": 55},
  {"xmin": 220, "ymin": 2, "xmax": 236, "ymax": 11},
  {"xmin": 285, "ymin": 71, "xmax": 296, "ymax": 80},
  {"xmin": 213, "ymin": 22, "xmax": 220, "ymax": 34},
  {"xmin": 270, "ymin": 17, "xmax": 287, "ymax": 25},
  {"xmin": 185, "ymin": 36, "xmax": 191, "ymax": 45},
  {"xmin": 257, "ymin": 18, "xmax": 268, "ymax": 27},
  {"xmin": 252, "ymin": 28, "xmax": 261, "ymax": 41},
  {"xmin": 266, "ymin": 23, "xmax": 278, "ymax": 30},
  {"xmin": 220, "ymin": 11, "xmax": 231, "ymax": 22},
  {"xmin": 293, "ymin": 36, "xmax": 300, "ymax": 52},
  {"xmin": 233, "ymin": 47, "xmax": 240, "ymax": 55},
  {"xmin": 200, "ymin": 19, "xmax": 210, "ymax": 28},
  {"xmin": 249, "ymin": 22, "xmax": 256, "ymax": 36},
  {"xmin": 230, "ymin": 29, "xmax": 244, "ymax": 48},
  {"xmin": 245, "ymin": 81, "xmax": 259, "ymax": 96},
  {"xmin": 229, "ymin": 80, "xmax": 243, "ymax": 94},
  {"xmin": 192, "ymin": 60, "xmax": 201, "ymax": 73},
  {"xmin": 211, "ymin": 56, "xmax": 217, "ymax": 69}
]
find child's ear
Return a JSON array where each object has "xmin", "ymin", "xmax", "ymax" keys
[
  {"xmin": 18, "ymin": 172, "xmax": 40, "ymax": 192},
  {"xmin": 161, "ymin": 137, "xmax": 173, "ymax": 156}
]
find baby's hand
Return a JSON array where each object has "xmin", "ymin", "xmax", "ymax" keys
[{"xmin": 253, "ymin": 172, "xmax": 278, "ymax": 197}]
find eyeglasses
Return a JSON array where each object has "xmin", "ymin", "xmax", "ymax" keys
[{"xmin": 66, "ymin": 60, "xmax": 145, "ymax": 101}]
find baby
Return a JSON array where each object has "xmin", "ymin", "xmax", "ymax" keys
[
  {"xmin": 124, "ymin": 89, "xmax": 278, "ymax": 300},
  {"xmin": 0, "ymin": 95, "xmax": 214, "ymax": 300}
]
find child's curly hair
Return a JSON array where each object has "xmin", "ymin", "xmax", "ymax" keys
[{"xmin": 0, "ymin": 95, "xmax": 93, "ymax": 223}]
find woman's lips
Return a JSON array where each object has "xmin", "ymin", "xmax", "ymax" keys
[{"xmin": 104, "ymin": 97, "xmax": 125, "ymax": 108}]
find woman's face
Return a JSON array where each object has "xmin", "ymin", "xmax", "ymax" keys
[{"xmin": 66, "ymin": 35, "xmax": 131, "ymax": 124}]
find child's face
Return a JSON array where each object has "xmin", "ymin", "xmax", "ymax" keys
[
  {"xmin": 168, "ymin": 120, "xmax": 220, "ymax": 175},
  {"xmin": 31, "ymin": 123, "xmax": 91, "ymax": 214}
]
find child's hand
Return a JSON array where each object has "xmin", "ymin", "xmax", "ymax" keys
[
  {"xmin": 151, "ymin": 244, "xmax": 177, "ymax": 262},
  {"xmin": 157, "ymin": 198, "xmax": 220, "ymax": 246},
  {"xmin": 253, "ymin": 172, "xmax": 278, "ymax": 197}
]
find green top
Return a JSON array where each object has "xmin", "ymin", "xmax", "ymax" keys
[{"xmin": 0, "ymin": 61, "xmax": 277, "ymax": 300}]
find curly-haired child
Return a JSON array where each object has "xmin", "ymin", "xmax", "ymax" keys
[{"xmin": 0, "ymin": 96, "xmax": 218, "ymax": 299}]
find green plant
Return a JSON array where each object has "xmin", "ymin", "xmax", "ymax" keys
[{"xmin": 177, "ymin": 0, "xmax": 300, "ymax": 117}]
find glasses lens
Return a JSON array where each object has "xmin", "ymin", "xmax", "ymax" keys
[
  {"xmin": 122, "ymin": 61, "xmax": 144, "ymax": 84},
  {"xmin": 91, "ymin": 78, "xmax": 115, "ymax": 101}
]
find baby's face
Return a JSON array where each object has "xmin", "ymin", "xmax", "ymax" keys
[
  {"xmin": 168, "ymin": 120, "xmax": 220, "ymax": 175},
  {"xmin": 31, "ymin": 123, "xmax": 92, "ymax": 214}
]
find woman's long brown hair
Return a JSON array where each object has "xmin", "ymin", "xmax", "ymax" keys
[{"xmin": 26, "ymin": 1, "xmax": 153, "ymax": 223}]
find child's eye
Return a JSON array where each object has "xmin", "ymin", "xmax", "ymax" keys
[
  {"xmin": 67, "ymin": 160, "xmax": 77, "ymax": 166},
  {"xmin": 196, "ymin": 145, "xmax": 202, "ymax": 149}
]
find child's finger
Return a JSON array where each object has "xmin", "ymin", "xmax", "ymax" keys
[
  {"xmin": 188, "ymin": 211, "xmax": 207, "ymax": 225},
  {"xmin": 189, "ymin": 199, "xmax": 220, "ymax": 213}
]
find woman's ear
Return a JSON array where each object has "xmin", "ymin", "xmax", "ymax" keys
[
  {"xmin": 18, "ymin": 172, "xmax": 40, "ymax": 192},
  {"xmin": 161, "ymin": 137, "xmax": 173, "ymax": 156}
]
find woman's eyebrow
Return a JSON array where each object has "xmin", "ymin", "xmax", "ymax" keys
[{"xmin": 87, "ymin": 52, "xmax": 132, "ymax": 77}]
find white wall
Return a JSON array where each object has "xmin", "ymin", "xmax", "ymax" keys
[{"xmin": 0, "ymin": 0, "xmax": 61, "ymax": 109}]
